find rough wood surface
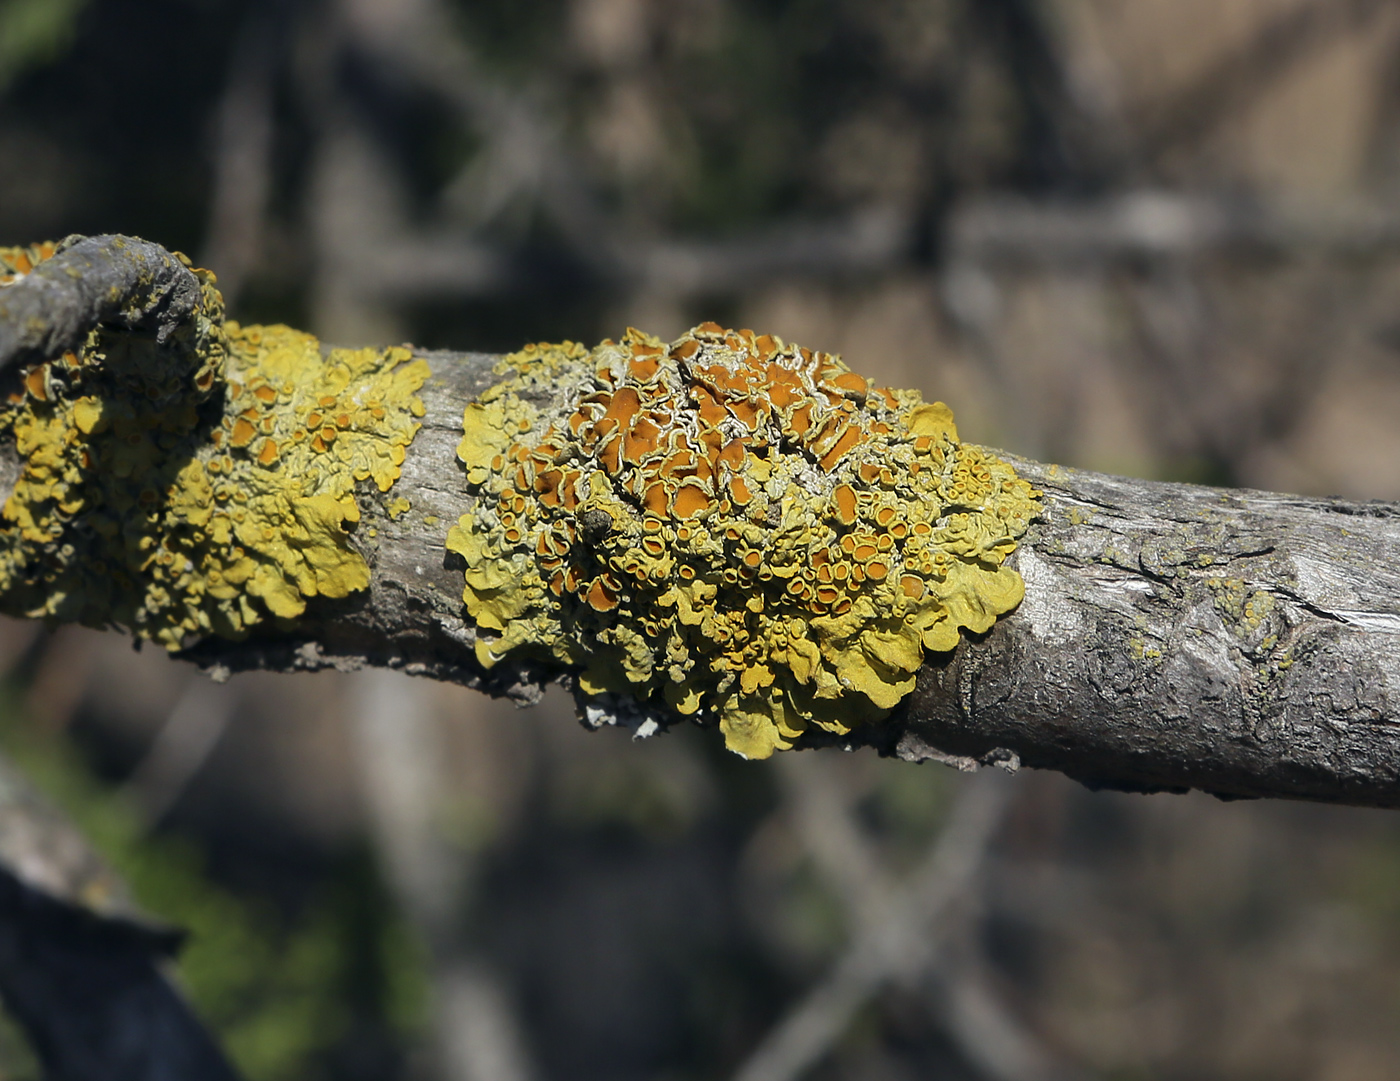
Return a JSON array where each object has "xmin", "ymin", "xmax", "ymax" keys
[
  {"xmin": 896, "ymin": 459, "xmax": 1400, "ymax": 806},
  {"xmin": 173, "ymin": 351, "xmax": 1400, "ymax": 810},
  {"xmin": 0, "ymin": 235, "xmax": 203, "ymax": 375},
  {"xmin": 4, "ymin": 235, "xmax": 1400, "ymax": 809}
]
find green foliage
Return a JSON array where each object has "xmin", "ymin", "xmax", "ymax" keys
[
  {"xmin": 0, "ymin": 688, "xmax": 427, "ymax": 1081},
  {"xmin": 0, "ymin": 1003, "xmax": 40, "ymax": 1079},
  {"xmin": 0, "ymin": 0, "xmax": 88, "ymax": 91}
]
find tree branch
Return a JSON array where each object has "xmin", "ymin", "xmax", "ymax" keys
[
  {"xmin": 731, "ymin": 768, "xmax": 1014, "ymax": 1081},
  {"xmin": 3, "ymin": 236, "xmax": 1399, "ymax": 808},
  {"xmin": 0, "ymin": 750, "xmax": 242, "ymax": 1081},
  {"xmin": 178, "ymin": 430, "xmax": 1400, "ymax": 810},
  {"xmin": 894, "ymin": 455, "xmax": 1400, "ymax": 805},
  {"xmin": 0, "ymin": 235, "xmax": 204, "ymax": 374}
]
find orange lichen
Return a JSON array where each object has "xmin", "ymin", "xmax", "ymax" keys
[
  {"xmin": 230, "ymin": 417, "xmax": 257, "ymax": 447},
  {"xmin": 0, "ymin": 241, "xmax": 58, "ymax": 285},
  {"xmin": 449, "ymin": 324, "xmax": 1039, "ymax": 759}
]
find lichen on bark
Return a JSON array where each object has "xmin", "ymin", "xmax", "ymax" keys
[
  {"xmin": 0, "ymin": 242, "xmax": 429, "ymax": 648},
  {"xmin": 447, "ymin": 323, "xmax": 1039, "ymax": 758}
]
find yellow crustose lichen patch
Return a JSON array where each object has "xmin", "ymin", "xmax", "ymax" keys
[
  {"xmin": 448, "ymin": 323, "xmax": 1039, "ymax": 759},
  {"xmin": 0, "ymin": 243, "xmax": 429, "ymax": 648}
]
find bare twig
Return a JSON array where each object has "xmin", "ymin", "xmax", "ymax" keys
[
  {"xmin": 119, "ymin": 679, "xmax": 237, "ymax": 827},
  {"xmin": 730, "ymin": 768, "xmax": 1013, "ymax": 1081},
  {"xmin": 0, "ymin": 234, "xmax": 203, "ymax": 374},
  {"xmin": 351, "ymin": 669, "xmax": 537, "ymax": 1081}
]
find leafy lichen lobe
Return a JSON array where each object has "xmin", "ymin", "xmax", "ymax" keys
[
  {"xmin": 449, "ymin": 323, "xmax": 1038, "ymax": 758},
  {"xmin": 0, "ymin": 243, "xmax": 429, "ymax": 648}
]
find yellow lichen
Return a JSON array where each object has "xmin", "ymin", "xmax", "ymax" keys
[
  {"xmin": 0, "ymin": 240, "xmax": 58, "ymax": 284},
  {"xmin": 448, "ymin": 323, "xmax": 1039, "ymax": 759},
  {"xmin": 1206, "ymin": 576, "xmax": 1277, "ymax": 644},
  {"xmin": 0, "ymin": 244, "xmax": 429, "ymax": 648}
]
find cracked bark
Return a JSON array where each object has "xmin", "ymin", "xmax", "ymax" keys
[
  {"xmin": 4, "ymin": 236, "xmax": 1400, "ymax": 808},
  {"xmin": 895, "ymin": 459, "xmax": 1400, "ymax": 807}
]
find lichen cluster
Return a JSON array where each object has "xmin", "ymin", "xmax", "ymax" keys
[
  {"xmin": 449, "ymin": 323, "xmax": 1039, "ymax": 758},
  {"xmin": 0, "ymin": 240, "xmax": 58, "ymax": 283},
  {"xmin": 0, "ymin": 243, "xmax": 428, "ymax": 648},
  {"xmin": 1207, "ymin": 576, "xmax": 1279, "ymax": 653}
]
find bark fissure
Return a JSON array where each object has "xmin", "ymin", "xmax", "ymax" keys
[{"xmin": 2, "ymin": 236, "xmax": 1399, "ymax": 806}]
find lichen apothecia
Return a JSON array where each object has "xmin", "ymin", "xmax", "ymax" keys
[
  {"xmin": 449, "ymin": 323, "xmax": 1039, "ymax": 759},
  {"xmin": 0, "ymin": 241, "xmax": 428, "ymax": 648},
  {"xmin": 0, "ymin": 241, "xmax": 58, "ymax": 285}
]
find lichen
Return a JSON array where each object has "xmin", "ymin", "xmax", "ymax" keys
[
  {"xmin": 448, "ymin": 323, "xmax": 1039, "ymax": 759},
  {"xmin": 0, "ymin": 243, "xmax": 429, "ymax": 648},
  {"xmin": 1206, "ymin": 576, "xmax": 1280, "ymax": 654},
  {"xmin": 0, "ymin": 240, "xmax": 59, "ymax": 284}
]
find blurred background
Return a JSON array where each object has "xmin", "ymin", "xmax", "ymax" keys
[{"xmin": 3, "ymin": 0, "xmax": 1400, "ymax": 1078}]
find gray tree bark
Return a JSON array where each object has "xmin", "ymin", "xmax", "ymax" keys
[{"xmin": 4, "ymin": 236, "xmax": 1400, "ymax": 809}]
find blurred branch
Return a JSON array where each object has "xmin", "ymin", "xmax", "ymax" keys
[
  {"xmin": 945, "ymin": 190, "xmax": 1400, "ymax": 268},
  {"xmin": 0, "ymin": 750, "xmax": 242, "ymax": 1081},
  {"xmin": 925, "ymin": 952, "xmax": 1082, "ymax": 1081},
  {"xmin": 765, "ymin": 756, "xmax": 1084, "ymax": 1081},
  {"xmin": 284, "ymin": 0, "xmax": 607, "ymax": 333},
  {"xmin": 630, "ymin": 208, "xmax": 913, "ymax": 295},
  {"xmin": 345, "ymin": 0, "xmax": 610, "ymax": 254},
  {"xmin": 942, "ymin": 190, "xmax": 1400, "ymax": 465},
  {"xmin": 118, "ymin": 680, "xmax": 236, "ymax": 828},
  {"xmin": 351, "ymin": 669, "xmax": 536, "ymax": 1081},
  {"xmin": 355, "ymin": 207, "xmax": 914, "ymax": 304},
  {"xmin": 946, "ymin": 191, "xmax": 1237, "ymax": 267},
  {"xmin": 6, "ymin": 236, "xmax": 1400, "ymax": 808},
  {"xmin": 199, "ymin": 2, "xmax": 281, "ymax": 311},
  {"xmin": 1132, "ymin": 0, "xmax": 1393, "ymax": 164},
  {"xmin": 288, "ymin": 0, "xmax": 914, "ymax": 315},
  {"xmin": 731, "ymin": 769, "xmax": 1014, "ymax": 1081}
]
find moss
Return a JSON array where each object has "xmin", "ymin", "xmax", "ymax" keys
[
  {"xmin": 448, "ymin": 324, "xmax": 1039, "ymax": 759},
  {"xmin": 0, "ymin": 244, "xmax": 428, "ymax": 648}
]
